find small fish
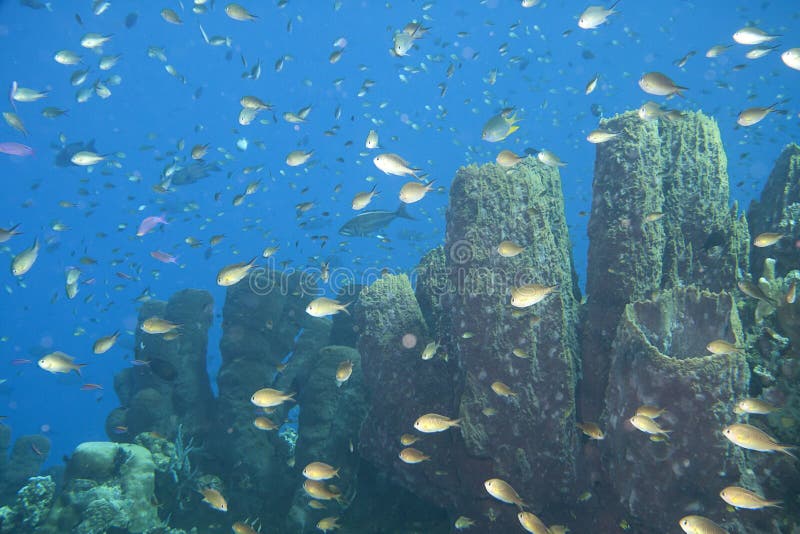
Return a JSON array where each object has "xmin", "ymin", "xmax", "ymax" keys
[
  {"xmin": 679, "ymin": 515, "xmax": 728, "ymax": 534},
  {"xmin": 585, "ymin": 73, "xmax": 599, "ymax": 94},
  {"xmin": 306, "ymin": 297, "xmax": 350, "ymax": 317},
  {"xmin": 491, "ymin": 381, "xmax": 516, "ymax": 398},
  {"xmin": 454, "ymin": 516, "xmax": 475, "ymax": 530},
  {"xmin": 199, "ymin": 487, "xmax": 228, "ymax": 512},
  {"xmin": 722, "ymin": 423, "xmax": 796, "ymax": 458},
  {"xmin": 537, "ymin": 149, "xmax": 567, "ymax": 167},
  {"xmin": 352, "ymin": 185, "xmax": 379, "ymax": 210},
  {"xmin": 0, "ymin": 142, "xmax": 34, "ymax": 157},
  {"xmin": 399, "ymin": 447, "xmax": 430, "ymax": 464},
  {"xmin": 303, "ymin": 461, "xmax": 339, "ymax": 481},
  {"xmin": 782, "ymin": 48, "xmax": 800, "ymax": 71},
  {"xmin": 735, "ymin": 398, "xmax": 778, "ymax": 415},
  {"xmin": 644, "ymin": 212, "xmax": 664, "ymax": 223},
  {"xmin": 150, "ymin": 250, "xmax": 178, "ymax": 264},
  {"xmin": 639, "ymin": 72, "xmax": 687, "ymax": 98},
  {"xmin": 140, "ymin": 317, "xmax": 180, "ymax": 334},
  {"xmin": 399, "ymin": 180, "xmax": 435, "ymax": 204},
  {"xmin": 719, "ymin": 486, "xmax": 781, "ymax": 510},
  {"xmin": 251, "ymin": 387, "xmax": 295, "ymax": 408},
  {"xmin": 38, "ymin": 351, "xmax": 86, "ymax": 375},
  {"xmin": 335, "ymin": 360, "xmax": 353, "ymax": 386},
  {"xmin": 753, "ymin": 232, "xmax": 783, "ymax": 247},
  {"xmin": 732, "ymin": 27, "xmax": 779, "ymax": 45},
  {"xmin": 578, "ymin": 1, "xmax": 620, "ymax": 29},
  {"xmin": 496, "ymin": 150, "xmax": 524, "ymax": 168},
  {"xmin": 253, "ymin": 416, "xmax": 278, "ymax": 431},
  {"xmin": 80, "ymin": 383, "xmax": 103, "ymax": 391},
  {"xmin": 586, "ymin": 129, "xmax": 619, "ymax": 143},
  {"xmin": 160, "ymin": 8, "xmax": 182, "ymax": 24},
  {"xmin": 706, "ymin": 339, "xmax": 742, "ymax": 355},
  {"xmin": 225, "ymin": 3, "xmax": 258, "ymax": 22},
  {"xmin": 11, "ymin": 238, "xmax": 39, "ymax": 276},
  {"xmin": 217, "ymin": 258, "xmax": 257, "ymax": 286},
  {"xmin": 481, "ymin": 111, "xmax": 521, "ymax": 143},
  {"xmin": 635, "ymin": 405, "xmax": 665, "ymax": 419},
  {"xmin": 510, "ymin": 284, "xmax": 556, "ymax": 308},
  {"xmin": 629, "ymin": 415, "xmax": 670, "ymax": 437},
  {"xmin": 414, "ymin": 413, "xmax": 461, "ymax": 433},
  {"xmin": 420, "ymin": 341, "xmax": 438, "ymax": 360},
  {"xmin": 497, "ymin": 240, "xmax": 524, "ymax": 257},
  {"xmin": 365, "ymin": 129, "xmax": 379, "ymax": 149},
  {"xmin": 576, "ymin": 421, "xmax": 605, "ymax": 440},
  {"xmin": 136, "ymin": 215, "xmax": 167, "ymax": 237},
  {"xmin": 484, "ymin": 478, "xmax": 526, "ymax": 510},
  {"xmin": 92, "ymin": 331, "xmax": 119, "ymax": 354},
  {"xmin": 286, "ymin": 149, "xmax": 314, "ymax": 167},
  {"xmin": 373, "ymin": 153, "xmax": 420, "ymax": 178},
  {"xmin": 316, "ymin": 517, "xmax": 340, "ymax": 533},
  {"xmin": 70, "ymin": 151, "xmax": 105, "ymax": 166},
  {"xmin": 518, "ymin": 511, "xmax": 549, "ymax": 534},
  {"xmin": 787, "ymin": 281, "xmax": 797, "ymax": 304}
]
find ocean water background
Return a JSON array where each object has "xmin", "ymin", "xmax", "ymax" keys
[{"xmin": 0, "ymin": 0, "xmax": 798, "ymax": 469}]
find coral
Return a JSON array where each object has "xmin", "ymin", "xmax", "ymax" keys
[
  {"xmin": 0, "ymin": 475, "xmax": 55, "ymax": 533},
  {"xmin": 355, "ymin": 158, "xmax": 581, "ymax": 531},
  {"xmin": 604, "ymin": 287, "xmax": 751, "ymax": 532},
  {"xmin": 748, "ymin": 143, "xmax": 800, "ymax": 279},
  {"xmin": 0, "ymin": 424, "xmax": 50, "ymax": 502},
  {"xmin": 44, "ymin": 442, "xmax": 159, "ymax": 533},
  {"xmin": 582, "ymin": 110, "xmax": 749, "ymax": 420}
]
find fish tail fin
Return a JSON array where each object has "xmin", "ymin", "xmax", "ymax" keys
[
  {"xmin": 425, "ymin": 179, "xmax": 436, "ymax": 190},
  {"xmin": 610, "ymin": 0, "xmax": 622, "ymax": 11},
  {"xmin": 451, "ymin": 418, "xmax": 462, "ymax": 428},
  {"xmin": 396, "ymin": 203, "xmax": 416, "ymax": 220},
  {"xmin": 507, "ymin": 125, "xmax": 520, "ymax": 136},
  {"xmin": 779, "ymin": 445, "xmax": 797, "ymax": 460},
  {"xmin": 73, "ymin": 363, "xmax": 88, "ymax": 376},
  {"xmin": 286, "ymin": 392, "xmax": 297, "ymax": 403}
]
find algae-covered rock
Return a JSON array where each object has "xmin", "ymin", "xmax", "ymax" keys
[
  {"xmin": 582, "ymin": 110, "xmax": 749, "ymax": 420},
  {"xmin": 0, "ymin": 475, "xmax": 55, "ymax": 533},
  {"xmin": 107, "ymin": 289, "xmax": 215, "ymax": 440},
  {"xmin": 213, "ymin": 268, "xmax": 324, "ymax": 524},
  {"xmin": 0, "ymin": 427, "xmax": 50, "ymax": 502},
  {"xmin": 45, "ymin": 442, "xmax": 158, "ymax": 533},
  {"xmin": 604, "ymin": 287, "xmax": 751, "ymax": 532},
  {"xmin": 748, "ymin": 143, "xmax": 800, "ymax": 278},
  {"xmin": 285, "ymin": 345, "xmax": 367, "ymax": 533},
  {"xmin": 446, "ymin": 160, "xmax": 581, "ymax": 502}
]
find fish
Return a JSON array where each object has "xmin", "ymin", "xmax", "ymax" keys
[
  {"xmin": 497, "ymin": 241, "xmax": 524, "ymax": 257},
  {"xmin": 732, "ymin": 27, "xmax": 779, "ymax": 45},
  {"xmin": 518, "ymin": 512, "xmax": 549, "ymax": 534},
  {"xmin": 70, "ymin": 150, "xmax": 105, "ymax": 166},
  {"xmin": 335, "ymin": 360, "xmax": 353, "ymax": 386},
  {"xmin": 338, "ymin": 205, "xmax": 414, "ymax": 237},
  {"xmin": 585, "ymin": 73, "xmax": 599, "ymax": 94},
  {"xmin": 199, "ymin": 487, "xmax": 228, "ymax": 512},
  {"xmin": 576, "ymin": 421, "xmax": 605, "ymax": 440},
  {"xmin": 226, "ymin": 3, "xmax": 258, "ymax": 22},
  {"xmin": 400, "ymin": 434, "xmax": 420, "ymax": 446},
  {"xmin": 635, "ymin": 405, "xmax": 666, "ymax": 419},
  {"xmin": 413, "ymin": 413, "xmax": 461, "ymax": 433},
  {"xmin": 719, "ymin": 486, "xmax": 781, "ymax": 509},
  {"xmin": 140, "ymin": 317, "xmax": 180, "ymax": 334},
  {"xmin": 54, "ymin": 139, "xmax": 96, "ymax": 167},
  {"xmin": 578, "ymin": 2, "xmax": 620, "ymax": 30},
  {"xmin": 92, "ymin": 331, "xmax": 119, "ymax": 354},
  {"xmin": 735, "ymin": 398, "xmax": 778, "ymax": 415},
  {"xmin": 628, "ymin": 415, "xmax": 670, "ymax": 437},
  {"xmin": 738, "ymin": 105, "xmax": 782, "ymax": 127},
  {"xmin": 782, "ymin": 48, "xmax": 800, "ymax": 71},
  {"xmin": 0, "ymin": 142, "xmax": 34, "ymax": 157},
  {"xmin": 3, "ymin": 111, "xmax": 27, "ymax": 136},
  {"xmin": 639, "ymin": 72, "xmax": 687, "ymax": 98},
  {"xmin": 11, "ymin": 238, "xmax": 39, "ymax": 276},
  {"xmin": 454, "ymin": 516, "xmax": 475, "ymax": 530},
  {"xmin": 160, "ymin": 8, "xmax": 182, "ymax": 24},
  {"xmin": 0, "ymin": 224, "xmax": 21, "ymax": 243},
  {"xmin": 136, "ymin": 215, "xmax": 167, "ymax": 237},
  {"xmin": 38, "ymin": 351, "xmax": 86, "ymax": 375},
  {"xmin": 303, "ymin": 462, "xmax": 339, "ymax": 480},
  {"xmin": 420, "ymin": 341, "xmax": 438, "ymax": 360},
  {"xmin": 303, "ymin": 480, "xmax": 342, "ymax": 502},
  {"xmin": 722, "ymin": 423, "xmax": 796, "ymax": 458},
  {"xmin": 491, "ymin": 381, "xmax": 516, "ymax": 398},
  {"xmin": 496, "ymin": 150, "xmax": 524, "ymax": 168},
  {"xmin": 365, "ymin": 129, "xmax": 379, "ymax": 149},
  {"xmin": 586, "ymin": 129, "xmax": 619, "ymax": 143},
  {"xmin": 399, "ymin": 447, "xmax": 430, "ymax": 464},
  {"xmin": 306, "ymin": 297, "xmax": 350, "ymax": 317},
  {"xmin": 150, "ymin": 250, "xmax": 178, "ymax": 264},
  {"xmin": 753, "ymin": 232, "xmax": 783, "ymax": 247},
  {"xmin": 373, "ymin": 153, "xmax": 420, "ymax": 178},
  {"xmin": 679, "ymin": 515, "xmax": 728, "ymax": 534},
  {"xmin": 706, "ymin": 339, "xmax": 742, "ymax": 355},
  {"xmin": 399, "ymin": 181, "xmax": 435, "ymax": 204},
  {"xmin": 482, "ymin": 111, "xmax": 521, "ymax": 142},
  {"xmin": 510, "ymin": 284, "xmax": 557, "ymax": 308},
  {"xmin": 484, "ymin": 478, "xmax": 526, "ymax": 509},
  {"xmin": 217, "ymin": 258, "xmax": 257, "ymax": 286},
  {"xmin": 537, "ymin": 149, "xmax": 567, "ymax": 167},
  {"xmin": 352, "ymin": 185, "xmax": 379, "ymax": 210},
  {"xmin": 251, "ymin": 388, "xmax": 296, "ymax": 408},
  {"xmin": 286, "ymin": 150, "xmax": 314, "ymax": 167},
  {"xmin": 316, "ymin": 517, "xmax": 340, "ymax": 533}
]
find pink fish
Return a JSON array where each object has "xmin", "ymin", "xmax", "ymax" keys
[
  {"xmin": 150, "ymin": 250, "xmax": 178, "ymax": 264},
  {"xmin": 80, "ymin": 383, "xmax": 103, "ymax": 391},
  {"xmin": 136, "ymin": 215, "xmax": 168, "ymax": 237},
  {"xmin": 0, "ymin": 142, "xmax": 34, "ymax": 157}
]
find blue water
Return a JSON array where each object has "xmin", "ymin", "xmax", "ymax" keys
[{"xmin": 0, "ymin": 0, "xmax": 798, "ymax": 469}]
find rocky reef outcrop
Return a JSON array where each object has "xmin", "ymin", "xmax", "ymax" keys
[
  {"xmin": 44, "ymin": 442, "xmax": 159, "ymax": 533},
  {"xmin": 356, "ymin": 159, "xmax": 581, "ymax": 530},
  {"xmin": 748, "ymin": 143, "xmax": 800, "ymax": 279},
  {"xmin": 604, "ymin": 287, "xmax": 751, "ymax": 530},
  {"xmin": 106, "ymin": 289, "xmax": 215, "ymax": 440},
  {"xmin": 582, "ymin": 110, "xmax": 750, "ymax": 421}
]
